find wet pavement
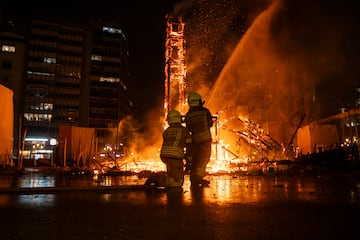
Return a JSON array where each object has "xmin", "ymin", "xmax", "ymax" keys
[{"xmin": 1, "ymin": 168, "xmax": 360, "ymax": 240}]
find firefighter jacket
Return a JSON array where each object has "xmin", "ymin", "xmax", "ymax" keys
[
  {"xmin": 185, "ymin": 106, "xmax": 213, "ymax": 144},
  {"xmin": 160, "ymin": 123, "xmax": 192, "ymax": 160}
]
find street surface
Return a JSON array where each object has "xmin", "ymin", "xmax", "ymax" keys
[{"xmin": 0, "ymin": 170, "xmax": 360, "ymax": 240}]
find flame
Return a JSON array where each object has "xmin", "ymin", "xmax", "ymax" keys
[
  {"xmin": 93, "ymin": 1, "xmax": 297, "ymax": 175},
  {"xmin": 92, "ymin": 112, "xmax": 288, "ymax": 175}
]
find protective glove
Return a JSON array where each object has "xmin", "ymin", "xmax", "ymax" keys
[{"xmin": 184, "ymin": 162, "xmax": 191, "ymax": 174}]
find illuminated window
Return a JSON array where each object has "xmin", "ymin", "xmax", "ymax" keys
[
  {"xmin": 43, "ymin": 103, "xmax": 53, "ymax": 110},
  {"xmin": 100, "ymin": 77, "xmax": 120, "ymax": 83},
  {"xmin": 30, "ymin": 103, "xmax": 53, "ymax": 110},
  {"xmin": 91, "ymin": 55, "xmax": 102, "ymax": 61},
  {"xmin": 120, "ymin": 81, "xmax": 127, "ymax": 90},
  {"xmin": 24, "ymin": 113, "xmax": 52, "ymax": 122},
  {"xmin": 44, "ymin": 57, "xmax": 56, "ymax": 64},
  {"xmin": 1, "ymin": 45, "xmax": 15, "ymax": 53},
  {"xmin": 102, "ymin": 26, "xmax": 122, "ymax": 34},
  {"xmin": 67, "ymin": 116, "xmax": 77, "ymax": 122},
  {"xmin": 27, "ymin": 71, "xmax": 55, "ymax": 76}
]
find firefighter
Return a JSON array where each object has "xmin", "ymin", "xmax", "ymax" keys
[
  {"xmin": 159, "ymin": 109, "xmax": 192, "ymax": 188},
  {"xmin": 185, "ymin": 92, "xmax": 213, "ymax": 187}
]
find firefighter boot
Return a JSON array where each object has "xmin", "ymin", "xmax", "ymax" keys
[
  {"xmin": 191, "ymin": 176, "xmax": 210, "ymax": 187},
  {"xmin": 166, "ymin": 176, "xmax": 182, "ymax": 188}
]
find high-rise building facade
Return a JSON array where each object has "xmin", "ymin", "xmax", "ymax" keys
[
  {"xmin": 0, "ymin": 17, "xmax": 133, "ymax": 162},
  {"xmin": 0, "ymin": 31, "xmax": 26, "ymax": 157},
  {"xmin": 85, "ymin": 20, "xmax": 132, "ymax": 128},
  {"xmin": 24, "ymin": 19, "xmax": 83, "ymax": 135}
]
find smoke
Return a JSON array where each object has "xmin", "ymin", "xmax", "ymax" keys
[
  {"xmin": 119, "ymin": 108, "xmax": 164, "ymax": 163},
  {"xmin": 271, "ymin": 0, "xmax": 360, "ymax": 115},
  {"xmin": 171, "ymin": 0, "xmax": 193, "ymax": 17}
]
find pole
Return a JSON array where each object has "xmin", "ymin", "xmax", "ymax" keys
[
  {"xmin": 114, "ymin": 124, "xmax": 118, "ymax": 168},
  {"xmin": 51, "ymin": 145, "xmax": 54, "ymax": 167},
  {"xmin": 18, "ymin": 114, "xmax": 22, "ymax": 168},
  {"xmin": 63, "ymin": 138, "xmax": 67, "ymax": 167},
  {"xmin": 288, "ymin": 113, "xmax": 306, "ymax": 147},
  {"xmin": 19, "ymin": 128, "xmax": 28, "ymax": 169}
]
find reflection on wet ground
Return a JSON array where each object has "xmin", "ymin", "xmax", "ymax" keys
[
  {"xmin": 0, "ymin": 168, "xmax": 147, "ymax": 188},
  {"xmin": 1, "ymin": 169, "xmax": 360, "ymax": 240},
  {"xmin": 1, "ymin": 168, "xmax": 360, "ymax": 207},
  {"xmin": 195, "ymin": 174, "xmax": 360, "ymax": 204}
]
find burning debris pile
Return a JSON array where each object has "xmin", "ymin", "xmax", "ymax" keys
[
  {"xmin": 223, "ymin": 117, "xmax": 283, "ymax": 161},
  {"xmin": 204, "ymin": 114, "xmax": 289, "ymax": 174}
]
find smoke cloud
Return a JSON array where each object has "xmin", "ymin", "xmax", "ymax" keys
[{"xmin": 119, "ymin": 108, "xmax": 164, "ymax": 165}]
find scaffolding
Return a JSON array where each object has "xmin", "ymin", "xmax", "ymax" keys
[{"xmin": 164, "ymin": 15, "xmax": 187, "ymax": 116}]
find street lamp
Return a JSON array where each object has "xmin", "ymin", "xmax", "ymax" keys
[{"xmin": 50, "ymin": 138, "xmax": 57, "ymax": 167}]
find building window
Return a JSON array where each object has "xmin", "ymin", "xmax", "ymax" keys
[
  {"xmin": 1, "ymin": 45, "xmax": 15, "ymax": 53},
  {"xmin": 100, "ymin": 77, "xmax": 120, "ymax": 83},
  {"xmin": 24, "ymin": 113, "xmax": 52, "ymax": 122},
  {"xmin": 30, "ymin": 102, "xmax": 53, "ymax": 110},
  {"xmin": 2, "ymin": 61, "xmax": 12, "ymax": 69},
  {"xmin": 44, "ymin": 57, "xmax": 56, "ymax": 64},
  {"xmin": 91, "ymin": 55, "xmax": 102, "ymax": 61},
  {"xmin": 120, "ymin": 81, "xmax": 127, "ymax": 90},
  {"xmin": 102, "ymin": 26, "xmax": 122, "ymax": 34}
]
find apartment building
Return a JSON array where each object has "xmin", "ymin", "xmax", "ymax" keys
[
  {"xmin": 0, "ymin": 30, "xmax": 26, "ymax": 158},
  {"xmin": 0, "ymin": 17, "xmax": 133, "ymax": 163}
]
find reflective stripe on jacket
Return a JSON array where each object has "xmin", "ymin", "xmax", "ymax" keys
[
  {"xmin": 160, "ymin": 123, "xmax": 192, "ymax": 159},
  {"xmin": 185, "ymin": 106, "xmax": 213, "ymax": 144}
]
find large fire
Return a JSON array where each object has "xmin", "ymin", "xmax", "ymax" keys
[
  {"xmin": 94, "ymin": 113, "xmax": 288, "ymax": 175},
  {"xmin": 93, "ymin": 1, "xmax": 296, "ymax": 175},
  {"xmin": 92, "ymin": 0, "xmax": 359, "ymax": 175}
]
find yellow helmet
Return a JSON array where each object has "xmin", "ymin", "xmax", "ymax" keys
[
  {"xmin": 187, "ymin": 92, "xmax": 202, "ymax": 107},
  {"xmin": 167, "ymin": 109, "xmax": 182, "ymax": 124}
]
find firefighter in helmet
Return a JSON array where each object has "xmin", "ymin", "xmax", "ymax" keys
[
  {"xmin": 185, "ymin": 92, "xmax": 213, "ymax": 187},
  {"xmin": 159, "ymin": 109, "xmax": 192, "ymax": 188}
]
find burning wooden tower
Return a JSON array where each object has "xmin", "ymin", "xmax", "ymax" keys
[{"xmin": 164, "ymin": 15, "xmax": 187, "ymax": 116}]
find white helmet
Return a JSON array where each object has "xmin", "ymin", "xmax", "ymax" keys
[
  {"xmin": 187, "ymin": 92, "xmax": 202, "ymax": 107},
  {"xmin": 167, "ymin": 109, "xmax": 182, "ymax": 124}
]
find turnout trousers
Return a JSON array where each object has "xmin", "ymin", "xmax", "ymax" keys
[
  {"xmin": 190, "ymin": 141, "xmax": 211, "ymax": 184},
  {"xmin": 161, "ymin": 157, "xmax": 184, "ymax": 187}
]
